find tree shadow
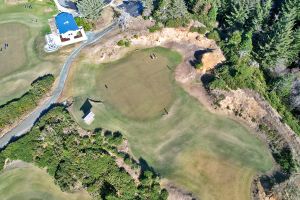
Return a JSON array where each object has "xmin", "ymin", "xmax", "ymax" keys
[
  {"xmin": 138, "ymin": 157, "xmax": 159, "ymax": 176},
  {"xmin": 189, "ymin": 48, "xmax": 214, "ymax": 67}
]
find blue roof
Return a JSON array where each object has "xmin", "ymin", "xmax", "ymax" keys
[{"xmin": 55, "ymin": 12, "xmax": 79, "ymax": 34}]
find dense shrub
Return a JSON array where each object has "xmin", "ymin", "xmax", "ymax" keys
[
  {"xmin": 0, "ymin": 107, "xmax": 168, "ymax": 200},
  {"xmin": 195, "ymin": 61, "xmax": 203, "ymax": 69},
  {"xmin": 189, "ymin": 26, "xmax": 207, "ymax": 34},
  {"xmin": 0, "ymin": 74, "xmax": 54, "ymax": 131},
  {"xmin": 117, "ymin": 39, "xmax": 131, "ymax": 47},
  {"xmin": 206, "ymin": 30, "xmax": 221, "ymax": 42},
  {"xmin": 75, "ymin": 17, "xmax": 93, "ymax": 31},
  {"xmin": 148, "ymin": 24, "xmax": 162, "ymax": 33},
  {"xmin": 165, "ymin": 18, "xmax": 188, "ymax": 28}
]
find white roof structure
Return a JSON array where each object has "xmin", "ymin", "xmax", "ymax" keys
[{"xmin": 83, "ymin": 111, "xmax": 95, "ymax": 125}]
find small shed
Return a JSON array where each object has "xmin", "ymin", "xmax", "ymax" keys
[{"xmin": 83, "ymin": 111, "xmax": 95, "ymax": 125}]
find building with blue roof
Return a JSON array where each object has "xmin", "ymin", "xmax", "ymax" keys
[
  {"xmin": 55, "ymin": 12, "xmax": 79, "ymax": 34},
  {"xmin": 44, "ymin": 12, "xmax": 87, "ymax": 52}
]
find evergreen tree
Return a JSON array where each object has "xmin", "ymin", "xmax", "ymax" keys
[
  {"xmin": 225, "ymin": 2, "xmax": 249, "ymax": 29},
  {"xmin": 154, "ymin": 0, "xmax": 172, "ymax": 22},
  {"xmin": 257, "ymin": 7, "xmax": 297, "ymax": 67},
  {"xmin": 142, "ymin": 0, "xmax": 154, "ymax": 17},
  {"xmin": 154, "ymin": 0, "xmax": 189, "ymax": 24},
  {"xmin": 251, "ymin": 0, "xmax": 273, "ymax": 32},
  {"xmin": 77, "ymin": 0, "xmax": 105, "ymax": 20},
  {"xmin": 169, "ymin": 0, "xmax": 189, "ymax": 19},
  {"xmin": 282, "ymin": 0, "xmax": 300, "ymax": 21}
]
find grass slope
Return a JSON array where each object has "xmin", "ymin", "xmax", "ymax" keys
[
  {"xmin": 67, "ymin": 47, "xmax": 274, "ymax": 200},
  {"xmin": 0, "ymin": 163, "xmax": 90, "ymax": 200}
]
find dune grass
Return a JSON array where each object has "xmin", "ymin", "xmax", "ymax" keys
[
  {"xmin": 0, "ymin": 0, "xmax": 61, "ymax": 104},
  {"xmin": 66, "ymin": 47, "xmax": 274, "ymax": 200},
  {"xmin": 0, "ymin": 163, "xmax": 91, "ymax": 200}
]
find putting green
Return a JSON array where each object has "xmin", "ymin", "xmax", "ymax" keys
[
  {"xmin": 97, "ymin": 48, "xmax": 180, "ymax": 120},
  {"xmin": 68, "ymin": 47, "xmax": 274, "ymax": 200},
  {"xmin": 0, "ymin": 163, "xmax": 91, "ymax": 200}
]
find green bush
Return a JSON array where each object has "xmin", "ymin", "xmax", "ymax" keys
[
  {"xmin": 117, "ymin": 39, "xmax": 131, "ymax": 47},
  {"xmin": 195, "ymin": 62, "xmax": 203, "ymax": 69},
  {"xmin": 190, "ymin": 26, "xmax": 207, "ymax": 34},
  {"xmin": 75, "ymin": 17, "xmax": 93, "ymax": 31},
  {"xmin": 0, "ymin": 74, "xmax": 54, "ymax": 131},
  {"xmin": 207, "ymin": 30, "xmax": 221, "ymax": 42},
  {"xmin": 165, "ymin": 18, "xmax": 188, "ymax": 28},
  {"xmin": 148, "ymin": 24, "xmax": 162, "ymax": 33}
]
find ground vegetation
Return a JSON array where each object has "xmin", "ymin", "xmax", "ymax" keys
[
  {"xmin": 0, "ymin": 74, "xmax": 54, "ymax": 132},
  {"xmin": 0, "ymin": 106, "xmax": 168, "ymax": 200}
]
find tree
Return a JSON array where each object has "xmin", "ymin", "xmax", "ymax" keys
[
  {"xmin": 225, "ymin": 3, "xmax": 249, "ymax": 29},
  {"xmin": 154, "ymin": 0, "xmax": 171, "ymax": 22},
  {"xmin": 251, "ymin": 0, "xmax": 273, "ymax": 32},
  {"xmin": 142, "ymin": 0, "xmax": 154, "ymax": 17},
  {"xmin": 154, "ymin": 0, "xmax": 189, "ymax": 24},
  {"xmin": 77, "ymin": 0, "xmax": 105, "ymax": 20},
  {"xmin": 169, "ymin": 0, "xmax": 189, "ymax": 19},
  {"xmin": 257, "ymin": 8, "xmax": 297, "ymax": 67}
]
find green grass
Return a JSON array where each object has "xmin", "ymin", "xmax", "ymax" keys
[
  {"xmin": 67, "ymin": 47, "xmax": 274, "ymax": 200},
  {"xmin": 73, "ymin": 47, "xmax": 181, "ymax": 120},
  {"xmin": 0, "ymin": 163, "xmax": 91, "ymax": 200},
  {"xmin": 0, "ymin": 0, "xmax": 61, "ymax": 104}
]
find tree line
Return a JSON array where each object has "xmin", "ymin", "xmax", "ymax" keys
[{"xmin": 0, "ymin": 74, "xmax": 54, "ymax": 132}]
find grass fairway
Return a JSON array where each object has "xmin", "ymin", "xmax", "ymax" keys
[
  {"xmin": 0, "ymin": 163, "xmax": 91, "ymax": 200},
  {"xmin": 67, "ymin": 47, "xmax": 274, "ymax": 200},
  {"xmin": 0, "ymin": 0, "xmax": 62, "ymax": 104},
  {"xmin": 0, "ymin": 23, "xmax": 29, "ymax": 77}
]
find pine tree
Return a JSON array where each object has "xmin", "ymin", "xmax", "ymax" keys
[
  {"xmin": 225, "ymin": 3, "xmax": 249, "ymax": 29},
  {"xmin": 282, "ymin": 0, "xmax": 300, "ymax": 21},
  {"xmin": 142, "ymin": 0, "xmax": 154, "ymax": 17},
  {"xmin": 251, "ymin": 0, "xmax": 273, "ymax": 32},
  {"xmin": 154, "ymin": 0, "xmax": 189, "ymax": 23},
  {"xmin": 77, "ymin": 0, "xmax": 105, "ymax": 20},
  {"xmin": 169, "ymin": 0, "xmax": 189, "ymax": 19},
  {"xmin": 257, "ymin": 8, "xmax": 296, "ymax": 67},
  {"xmin": 154, "ymin": 0, "xmax": 172, "ymax": 22}
]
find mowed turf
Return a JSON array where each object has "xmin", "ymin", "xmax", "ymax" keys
[
  {"xmin": 68, "ymin": 47, "xmax": 273, "ymax": 200},
  {"xmin": 0, "ymin": 163, "xmax": 91, "ymax": 200},
  {"xmin": 97, "ymin": 48, "xmax": 180, "ymax": 120},
  {"xmin": 0, "ymin": 23, "xmax": 29, "ymax": 77}
]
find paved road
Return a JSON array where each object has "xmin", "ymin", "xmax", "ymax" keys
[{"xmin": 0, "ymin": 22, "xmax": 118, "ymax": 148}]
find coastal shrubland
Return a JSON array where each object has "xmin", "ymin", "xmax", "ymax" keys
[{"xmin": 0, "ymin": 106, "xmax": 168, "ymax": 200}]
